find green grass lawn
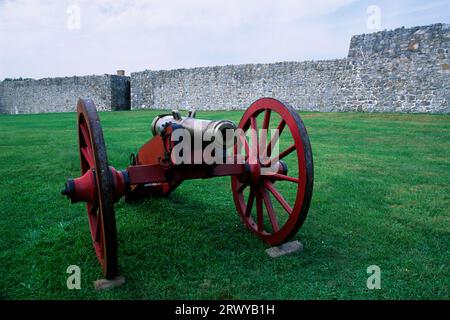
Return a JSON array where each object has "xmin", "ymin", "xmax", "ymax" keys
[{"xmin": 0, "ymin": 109, "xmax": 448, "ymax": 299}]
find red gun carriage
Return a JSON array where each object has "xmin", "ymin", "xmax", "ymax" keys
[{"xmin": 62, "ymin": 97, "xmax": 313, "ymax": 279}]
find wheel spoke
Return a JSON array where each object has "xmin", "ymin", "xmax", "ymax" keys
[
  {"xmin": 265, "ymin": 181, "xmax": 292, "ymax": 215},
  {"xmin": 261, "ymin": 187, "xmax": 280, "ymax": 232},
  {"xmin": 260, "ymin": 109, "xmax": 271, "ymax": 165},
  {"xmin": 256, "ymin": 189, "xmax": 263, "ymax": 232},
  {"xmin": 274, "ymin": 143, "xmax": 296, "ymax": 161},
  {"xmin": 266, "ymin": 119, "xmax": 286, "ymax": 157},
  {"xmin": 245, "ymin": 188, "xmax": 256, "ymax": 217},
  {"xmin": 249, "ymin": 116, "xmax": 259, "ymax": 164},
  {"xmin": 80, "ymin": 122, "xmax": 92, "ymax": 149},
  {"xmin": 262, "ymin": 109, "xmax": 271, "ymax": 131},
  {"xmin": 89, "ymin": 203, "xmax": 98, "ymax": 215},
  {"xmin": 238, "ymin": 134, "xmax": 250, "ymax": 160},
  {"xmin": 88, "ymin": 204, "xmax": 100, "ymax": 241},
  {"xmin": 237, "ymin": 181, "xmax": 248, "ymax": 193},
  {"xmin": 81, "ymin": 146, "xmax": 94, "ymax": 168},
  {"xmin": 272, "ymin": 173, "xmax": 299, "ymax": 183}
]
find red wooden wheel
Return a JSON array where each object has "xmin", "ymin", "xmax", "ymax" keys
[
  {"xmin": 77, "ymin": 99, "xmax": 118, "ymax": 279},
  {"xmin": 231, "ymin": 98, "xmax": 314, "ymax": 245}
]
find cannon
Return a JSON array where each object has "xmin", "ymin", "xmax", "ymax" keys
[{"xmin": 61, "ymin": 97, "xmax": 314, "ymax": 279}]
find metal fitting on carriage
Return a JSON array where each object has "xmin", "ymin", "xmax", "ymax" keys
[{"xmin": 110, "ymin": 167, "xmax": 130, "ymax": 202}]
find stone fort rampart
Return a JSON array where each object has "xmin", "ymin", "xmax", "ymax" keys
[
  {"xmin": 0, "ymin": 74, "xmax": 130, "ymax": 114},
  {"xmin": 1, "ymin": 23, "xmax": 448, "ymax": 114}
]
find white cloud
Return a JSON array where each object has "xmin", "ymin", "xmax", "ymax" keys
[
  {"xmin": 3, "ymin": 0, "xmax": 446, "ymax": 79},
  {"xmin": 0, "ymin": 0, "xmax": 359, "ymax": 78}
]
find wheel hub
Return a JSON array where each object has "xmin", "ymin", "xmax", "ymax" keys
[
  {"xmin": 62, "ymin": 166, "xmax": 129, "ymax": 204},
  {"xmin": 244, "ymin": 160, "xmax": 288, "ymax": 187},
  {"xmin": 61, "ymin": 169, "xmax": 97, "ymax": 204},
  {"xmin": 245, "ymin": 162, "xmax": 262, "ymax": 186}
]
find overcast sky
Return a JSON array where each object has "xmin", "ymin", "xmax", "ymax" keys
[{"xmin": 0, "ymin": 0, "xmax": 449, "ymax": 79}]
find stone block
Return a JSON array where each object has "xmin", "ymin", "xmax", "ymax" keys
[
  {"xmin": 266, "ymin": 240, "xmax": 303, "ymax": 258},
  {"xmin": 93, "ymin": 276, "xmax": 126, "ymax": 291}
]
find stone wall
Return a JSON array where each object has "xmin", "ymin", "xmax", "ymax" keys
[
  {"xmin": 131, "ymin": 59, "xmax": 353, "ymax": 112},
  {"xmin": 0, "ymin": 74, "xmax": 130, "ymax": 114},
  {"xmin": 131, "ymin": 23, "xmax": 449, "ymax": 113},
  {"xmin": 0, "ymin": 84, "xmax": 5, "ymax": 114},
  {"xmin": 0, "ymin": 23, "xmax": 448, "ymax": 114},
  {"xmin": 347, "ymin": 23, "xmax": 449, "ymax": 113}
]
